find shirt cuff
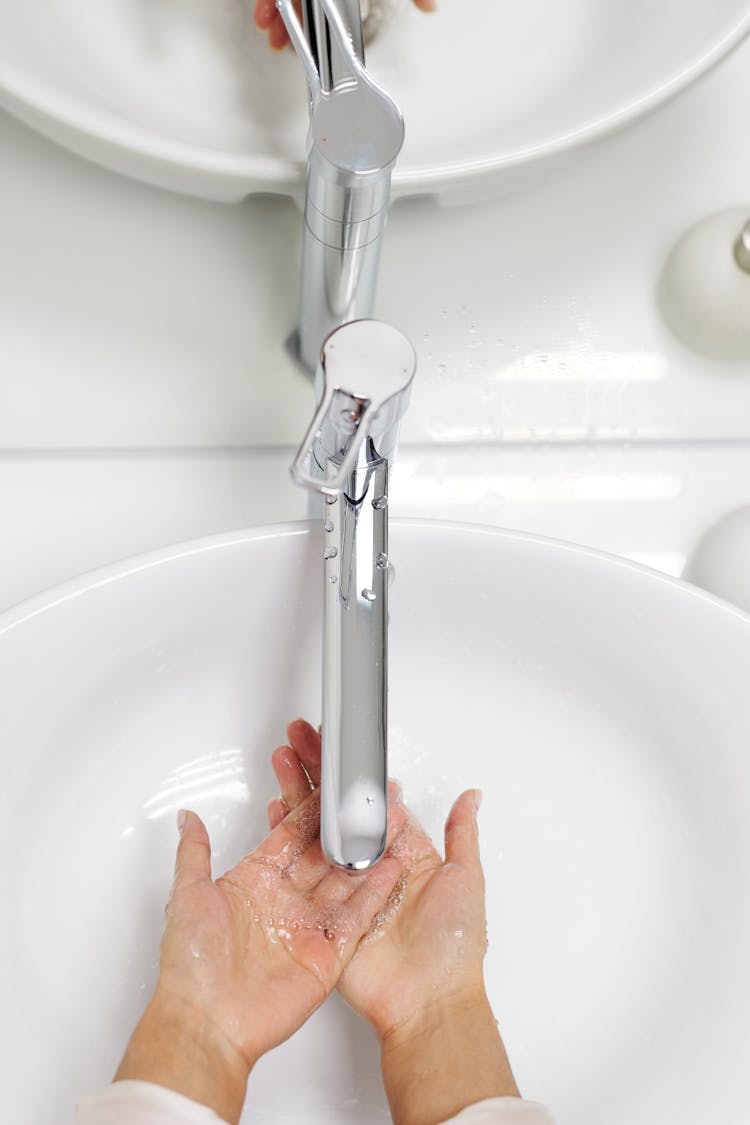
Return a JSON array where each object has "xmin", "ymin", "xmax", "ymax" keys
[
  {"xmin": 75, "ymin": 1084, "xmax": 555, "ymax": 1125},
  {"xmin": 440, "ymin": 1096, "xmax": 556, "ymax": 1125},
  {"xmin": 75, "ymin": 1081, "xmax": 228, "ymax": 1125}
]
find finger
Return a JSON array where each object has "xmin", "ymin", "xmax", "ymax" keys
[
  {"xmin": 272, "ymin": 743, "xmax": 314, "ymax": 810},
  {"xmin": 255, "ymin": 788, "xmax": 325, "ymax": 874},
  {"xmin": 254, "ymin": 0, "xmax": 277, "ymax": 29},
  {"xmin": 173, "ymin": 809, "xmax": 212, "ymax": 889},
  {"xmin": 287, "ymin": 719, "xmax": 322, "ymax": 788},
  {"xmin": 267, "ymin": 796, "xmax": 288, "ymax": 832},
  {"xmin": 230, "ymin": 789, "xmax": 331, "ymax": 896},
  {"xmin": 413, "ymin": 0, "xmax": 437, "ymax": 10},
  {"xmin": 386, "ymin": 789, "xmax": 409, "ymax": 843},
  {"xmin": 444, "ymin": 789, "xmax": 482, "ymax": 869},
  {"xmin": 268, "ymin": 11, "xmax": 292, "ymax": 50},
  {"xmin": 337, "ymin": 855, "xmax": 403, "ymax": 962}
]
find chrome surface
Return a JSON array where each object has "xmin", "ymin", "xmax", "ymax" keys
[
  {"xmin": 301, "ymin": 0, "xmax": 365, "ymax": 93},
  {"xmin": 291, "ymin": 319, "xmax": 416, "ymax": 868},
  {"xmin": 276, "ymin": 0, "xmax": 404, "ymax": 372},
  {"xmin": 734, "ymin": 219, "xmax": 750, "ymax": 273}
]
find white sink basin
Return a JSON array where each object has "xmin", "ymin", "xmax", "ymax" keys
[
  {"xmin": 0, "ymin": 1, "xmax": 747, "ymax": 201},
  {"xmin": 1, "ymin": 520, "xmax": 749, "ymax": 1124}
]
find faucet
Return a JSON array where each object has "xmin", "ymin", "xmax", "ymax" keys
[
  {"xmin": 278, "ymin": 1, "xmax": 414, "ymax": 869},
  {"xmin": 276, "ymin": 0, "xmax": 404, "ymax": 372},
  {"xmin": 291, "ymin": 319, "xmax": 416, "ymax": 869}
]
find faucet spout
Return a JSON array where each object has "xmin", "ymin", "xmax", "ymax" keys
[
  {"xmin": 276, "ymin": 0, "xmax": 404, "ymax": 372},
  {"xmin": 291, "ymin": 319, "xmax": 416, "ymax": 868}
]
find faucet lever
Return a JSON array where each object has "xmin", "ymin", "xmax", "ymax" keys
[
  {"xmin": 290, "ymin": 383, "xmax": 375, "ymax": 497},
  {"xmin": 290, "ymin": 319, "xmax": 416, "ymax": 496},
  {"xmin": 275, "ymin": 0, "xmax": 322, "ymax": 106},
  {"xmin": 276, "ymin": 0, "xmax": 366, "ymax": 108}
]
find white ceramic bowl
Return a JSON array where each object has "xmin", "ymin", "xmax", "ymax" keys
[
  {"xmin": 0, "ymin": 1, "xmax": 748, "ymax": 201},
  {"xmin": 1, "ymin": 520, "xmax": 750, "ymax": 1124}
]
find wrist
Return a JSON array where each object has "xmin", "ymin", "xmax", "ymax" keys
[
  {"xmin": 115, "ymin": 987, "xmax": 253, "ymax": 1125},
  {"xmin": 377, "ymin": 978, "xmax": 487, "ymax": 1051},
  {"xmin": 379, "ymin": 986, "xmax": 519, "ymax": 1125}
]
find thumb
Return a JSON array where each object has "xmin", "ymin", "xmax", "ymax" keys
[
  {"xmin": 173, "ymin": 809, "xmax": 212, "ymax": 889},
  {"xmin": 444, "ymin": 789, "xmax": 482, "ymax": 869}
]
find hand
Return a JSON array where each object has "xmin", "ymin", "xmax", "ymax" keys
[
  {"xmin": 254, "ymin": 0, "xmax": 437, "ymax": 53},
  {"xmin": 269, "ymin": 720, "xmax": 520, "ymax": 1125},
  {"xmin": 116, "ymin": 790, "xmax": 403, "ymax": 1124}
]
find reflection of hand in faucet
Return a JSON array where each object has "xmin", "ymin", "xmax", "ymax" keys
[
  {"xmin": 111, "ymin": 798, "xmax": 404, "ymax": 1125},
  {"xmin": 254, "ymin": 0, "xmax": 436, "ymax": 52},
  {"xmin": 268, "ymin": 719, "xmax": 526, "ymax": 1125}
]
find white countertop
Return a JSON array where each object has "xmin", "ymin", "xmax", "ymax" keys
[{"xmin": 1, "ymin": 34, "xmax": 750, "ymax": 613}]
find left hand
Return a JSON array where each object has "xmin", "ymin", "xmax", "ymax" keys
[{"xmin": 116, "ymin": 790, "xmax": 404, "ymax": 1124}]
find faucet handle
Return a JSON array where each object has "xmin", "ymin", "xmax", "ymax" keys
[
  {"xmin": 290, "ymin": 319, "xmax": 416, "ymax": 496},
  {"xmin": 277, "ymin": 0, "xmax": 367, "ymax": 107}
]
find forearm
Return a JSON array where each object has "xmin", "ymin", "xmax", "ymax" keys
[
  {"xmin": 114, "ymin": 989, "xmax": 253, "ymax": 1125},
  {"xmin": 379, "ymin": 989, "xmax": 519, "ymax": 1125}
]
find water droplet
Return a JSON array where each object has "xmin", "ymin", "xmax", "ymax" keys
[
  {"xmin": 375, "ymin": 552, "xmax": 388, "ymax": 569},
  {"xmin": 328, "ymin": 575, "xmax": 338, "ymax": 584},
  {"xmin": 325, "ymin": 496, "xmax": 336, "ymax": 506},
  {"xmin": 372, "ymin": 496, "xmax": 388, "ymax": 510},
  {"xmin": 324, "ymin": 547, "xmax": 338, "ymax": 560},
  {"xmin": 361, "ymin": 588, "xmax": 377, "ymax": 602},
  {"xmin": 366, "ymin": 795, "xmax": 375, "ymax": 805},
  {"xmin": 323, "ymin": 927, "xmax": 336, "ymax": 942},
  {"xmin": 324, "ymin": 520, "xmax": 334, "ymax": 533}
]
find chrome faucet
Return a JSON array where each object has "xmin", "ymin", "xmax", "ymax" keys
[
  {"xmin": 276, "ymin": 0, "xmax": 404, "ymax": 371},
  {"xmin": 291, "ymin": 319, "xmax": 416, "ymax": 869}
]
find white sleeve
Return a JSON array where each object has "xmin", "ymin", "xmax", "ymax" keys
[
  {"xmin": 75, "ymin": 1084, "xmax": 554, "ymax": 1125},
  {"xmin": 75, "ymin": 1081, "xmax": 228, "ymax": 1125},
  {"xmin": 439, "ymin": 1096, "xmax": 556, "ymax": 1125}
]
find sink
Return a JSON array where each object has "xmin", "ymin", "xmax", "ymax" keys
[
  {"xmin": 0, "ymin": 1, "xmax": 747, "ymax": 201},
  {"xmin": 1, "ymin": 520, "xmax": 749, "ymax": 1124}
]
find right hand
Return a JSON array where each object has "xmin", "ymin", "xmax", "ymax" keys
[
  {"xmin": 269, "ymin": 721, "xmax": 521, "ymax": 1125},
  {"xmin": 268, "ymin": 720, "xmax": 494, "ymax": 1043}
]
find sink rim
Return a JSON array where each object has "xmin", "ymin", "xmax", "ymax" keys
[
  {"xmin": 2, "ymin": 516, "xmax": 749, "ymax": 638},
  {"xmin": 0, "ymin": 5, "xmax": 748, "ymax": 203}
]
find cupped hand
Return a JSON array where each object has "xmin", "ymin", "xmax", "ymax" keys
[
  {"xmin": 268, "ymin": 720, "xmax": 488, "ymax": 1044},
  {"xmin": 117, "ymin": 788, "xmax": 404, "ymax": 1123},
  {"xmin": 161, "ymin": 793, "xmax": 404, "ymax": 1060},
  {"xmin": 254, "ymin": 0, "xmax": 436, "ymax": 53}
]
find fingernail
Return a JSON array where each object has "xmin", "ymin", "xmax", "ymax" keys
[
  {"xmin": 392, "ymin": 779, "xmax": 403, "ymax": 802},
  {"xmin": 177, "ymin": 809, "xmax": 188, "ymax": 836},
  {"xmin": 473, "ymin": 789, "xmax": 483, "ymax": 813}
]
